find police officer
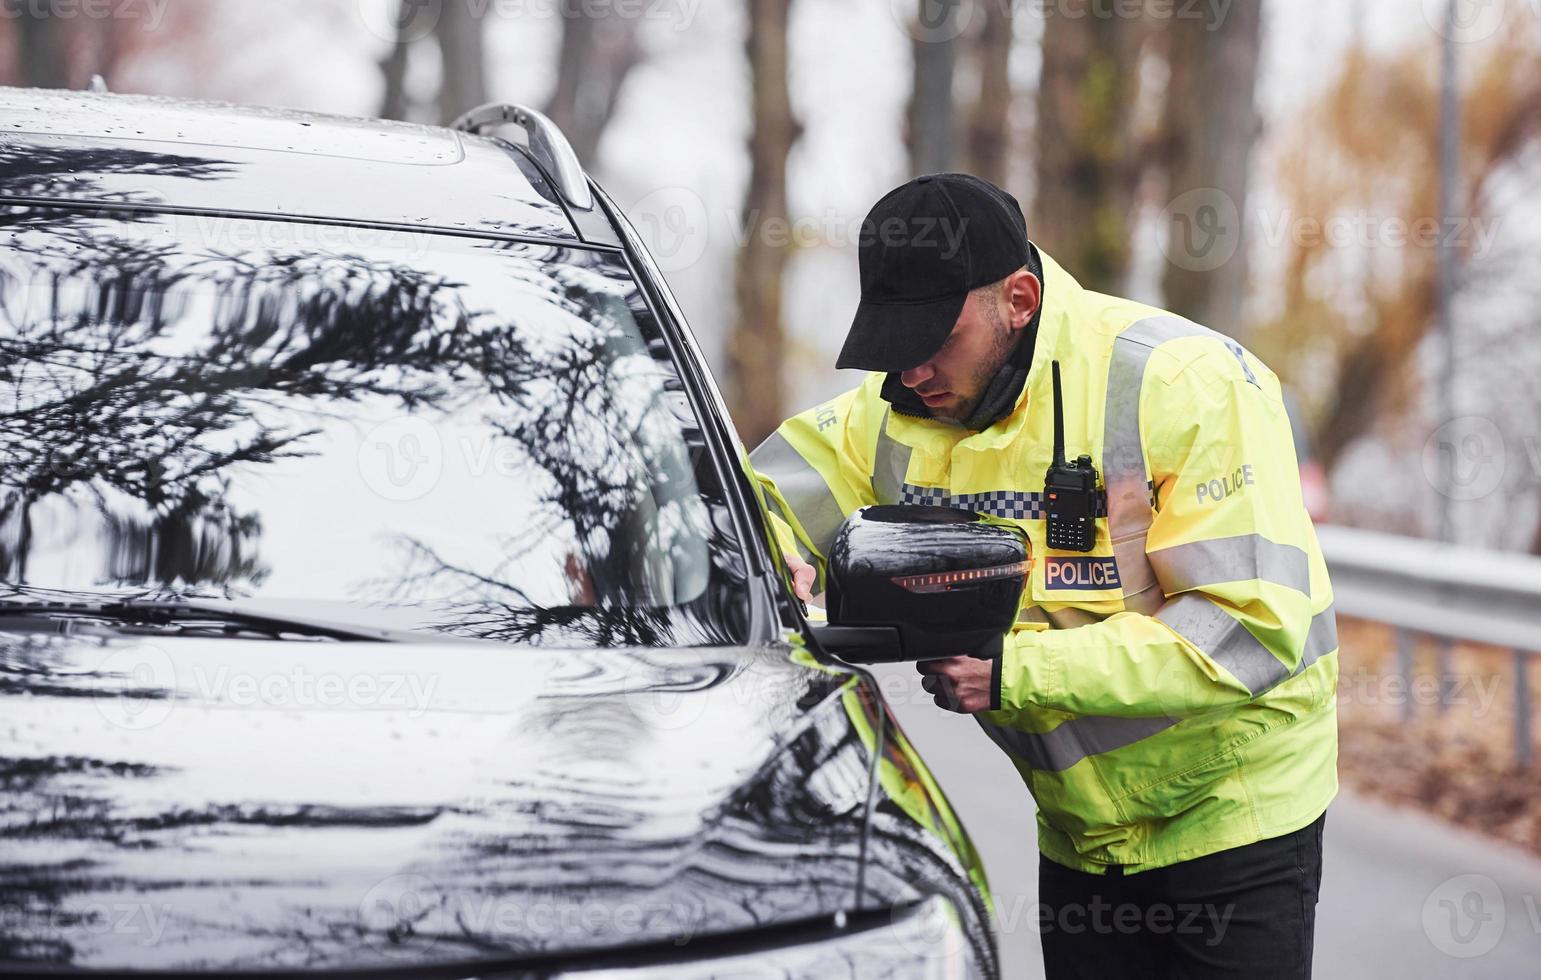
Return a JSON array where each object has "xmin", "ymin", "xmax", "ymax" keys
[{"xmin": 750, "ymin": 174, "xmax": 1336, "ymax": 979}]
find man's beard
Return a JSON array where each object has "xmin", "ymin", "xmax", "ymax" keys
[{"xmin": 935, "ymin": 303, "xmax": 1018, "ymax": 425}]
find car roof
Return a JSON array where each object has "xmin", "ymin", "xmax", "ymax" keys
[{"xmin": 0, "ymin": 87, "xmax": 597, "ymax": 246}]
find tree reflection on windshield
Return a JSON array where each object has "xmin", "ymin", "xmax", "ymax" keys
[{"xmin": 0, "ymin": 208, "xmax": 747, "ymax": 647}]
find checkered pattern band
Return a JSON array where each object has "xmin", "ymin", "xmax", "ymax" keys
[
  {"xmin": 897, "ymin": 482, "xmax": 1158, "ymax": 517},
  {"xmin": 898, "ymin": 484, "xmax": 1116, "ymax": 520}
]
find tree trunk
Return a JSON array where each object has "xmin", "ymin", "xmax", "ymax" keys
[
  {"xmin": 543, "ymin": 12, "xmax": 642, "ymax": 165},
  {"xmin": 18, "ymin": 8, "xmax": 69, "ymax": 89},
  {"xmin": 729, "ymin": 0, "xmax": 800, "ymax": 447},
  {"xmin": 962, "ymin": 1, "xmax": 1014, "ymax": 188},
  {"xmin": 1032, "ymin": 1, "xmax": 1148, "ymax": 293},
  {"xmin": 1158, "ymin": 0, "xmax": 1264, "ymax": 334},
  {"xmin": 906, "ymin": 1, "xmax": 958, "ymax": 176},
  {"xmin": 435, "ymin": 0, "xmax": 486, "ymax": 125},
  {"xmin": 379, "ymin": 34, "xmax": 411, "ymax": 121}
]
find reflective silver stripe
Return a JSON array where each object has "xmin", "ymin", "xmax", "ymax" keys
[
  {"xmin": 1112, "ymin": 534, "xmax": 1158, "ymax": 603},
  {"xmin": 1119, "ymin": 583, "xmax": 1165, "ymax": 617},
  {"xmin": 981, "ymin": 602, "xmax": 1337, "ymax": 773},
  {"xmin": 872, "ymin": 409, "xmax": 913, "ymax": 506},
  {"xmin": 1102, "ymin": 316, "xmax": 1217, "ymax": 603},
  {"xmin": 978, "ymin": 713, "xmax": 1178, "ymax": 773},
  {"xmin": 1157, "ymin": 593, "xmax": 1338, "ymax": 696},
  {"xmin": 1148, "ymin": 534, "xmax": 1311, "ymax": 596},
  {"xmin": 1102, "ymin": 317, "xmax": 1215, "ymax": 537},
  {"xmin": 749, "ymin": 431, "xmax": 846, "ymax": 558},
  {"xmin": 1038, "ymin": 606, "xmax": 1103, "ymax": 629},
  {"xmin": 1299, "ymin": 603, "xmax": 1339, "ymax": 674}
]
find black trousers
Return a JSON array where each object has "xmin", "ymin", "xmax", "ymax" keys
[{"xmin": 1037, "ymin": 814, "xmax": 1326, "ymax": 980}]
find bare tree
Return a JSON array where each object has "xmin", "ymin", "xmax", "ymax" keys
[
  {"xmin": 728, "ymin": 0, "xmax": 801, "ymax": 447},
  {"xmin": 543, "ymin": 11, "xmax": 643, "ymax": 165},
  {"xmin": 906, "ymin": 1, "xmax": 959, "ymax": 176},
  {"xmin": 961, "ymin": 2, "xmax": 1014, "ymax": 188},
  {"xmin": 1253, "ymin": 32, "xmax": 1541, "ymax": 475},
  {"xmin": 378, "ymin": 26, "xmax": 413, "ymax": 121},
  {"xmin": 1032, "ymin": 3, "xmax": 1150, "ymax": 293},
  {"xmin": 0, "ymin": 3, "xmax": 209, "ymax": 94},
  {"xmin": 435, "ymin": 0, "xmax": 487, "ymax": 124},
  {"xmin": 14, "ymin": 7, "xmax": 68, "ymax": 89},
  {"xmin": 1158, "ymin": 0, "xmax": 1264, "ymax": 334}
]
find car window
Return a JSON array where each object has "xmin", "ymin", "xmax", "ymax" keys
[{"xmin": 0, "ymin": 209, "xmax": 749, "ymax": 647}]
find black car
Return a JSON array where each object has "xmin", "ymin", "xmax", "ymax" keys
[{"xmin": 0, "ymin": 88, "xmax": 1002, "ymax": 977}]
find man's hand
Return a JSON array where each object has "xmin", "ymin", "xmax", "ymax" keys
[
  {"xmin": 917, "ymin": 656, "xmax": 995, "ymax": 714},
  {"xmin": 784, "ymin": 552, "xmax": 816, "ymax": 602}
]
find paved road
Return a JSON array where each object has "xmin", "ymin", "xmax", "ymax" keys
[{"xmin": 869, "ymin": 663, "xmax": 1541, "ymax": 979}]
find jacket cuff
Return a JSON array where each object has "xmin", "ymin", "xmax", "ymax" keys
[{"xmin": 990, "ymin": 650, "xmax": 1003, "ymax": 712}]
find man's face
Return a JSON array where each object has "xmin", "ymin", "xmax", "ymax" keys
[{"xmin": 899, "ymin": 279, "xmax": 1026, "ymax": 424}]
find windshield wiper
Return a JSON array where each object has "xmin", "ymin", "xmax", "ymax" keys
[{"xmin": 0, "ymin": 599, "xmax": 407, "ymax": 642}]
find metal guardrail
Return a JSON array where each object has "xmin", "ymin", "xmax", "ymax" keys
[{"xmin": 1318, "ymin": 525, "xmax": 1541, "ymax": 767}]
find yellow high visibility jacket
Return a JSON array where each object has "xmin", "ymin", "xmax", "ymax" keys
[{"xmin": 750, "ymin": 250, "xmax": 1337, "ymax": 874}]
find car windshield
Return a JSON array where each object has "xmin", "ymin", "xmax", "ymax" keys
[{"xmin": 0, "ymin": 207, "xmax": 749, "ymax": 647}]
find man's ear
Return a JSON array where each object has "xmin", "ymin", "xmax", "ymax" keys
[{"xmin": 1005, "ymin": 268, "xmax": 1042, "ymax": 329}]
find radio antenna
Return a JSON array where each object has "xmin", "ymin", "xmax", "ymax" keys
[{"xmin": 1051, "ymin": 360, "xmax": 1067, "ymax": 469}]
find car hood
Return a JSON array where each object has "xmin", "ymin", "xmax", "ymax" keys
[{"xmin": 0, "ymin": 630, "xmax": 871, "ymax": 972}]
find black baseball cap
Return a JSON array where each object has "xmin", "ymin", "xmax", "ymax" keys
[{"xmin": 837, "ymin": 173, "xmax": 1032, "ymax": 373}]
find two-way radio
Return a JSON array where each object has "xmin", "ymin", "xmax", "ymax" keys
[{"xmin": 1043, "ymin": 361, "xmax": 1099, "ymax": 552}]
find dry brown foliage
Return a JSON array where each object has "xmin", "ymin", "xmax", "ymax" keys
[{"xmin": 1252, "ymin": 27, "xmax": 1541, "ymax": 471}]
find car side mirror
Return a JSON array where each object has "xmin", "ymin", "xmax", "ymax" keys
[{"xmin": 809, "ymin": 505, "xmax": 1030, "ymax": 664}]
